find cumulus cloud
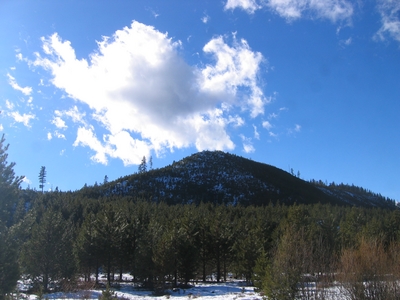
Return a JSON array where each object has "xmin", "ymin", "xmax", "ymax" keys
[
  {"xmin": 201, "ymin": 36, "xmax": 266, "ymax": 117},
  {"xmin": 7, "ymin": 73, "xmax": 33, "ymax": 95},
  {"xmin": 375, "ymin": 0, "xmax": 400, "ymax": 43},
  {"xmin": 33, "ymin": 21, "xmax": 267, "ymax": 165},
  {"xmin": 225, "ymin": 0, "xmax": 353, "ymax": 22}
]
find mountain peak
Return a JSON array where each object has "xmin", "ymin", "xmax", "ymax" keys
[{"xmin": 81, "ymin": 151, "xmax": 396, "ymax": 208}]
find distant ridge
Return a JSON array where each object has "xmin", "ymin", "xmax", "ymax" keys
[{"xmin": 80, "ymin": 151, "xmax": 396, "ymax": 208}]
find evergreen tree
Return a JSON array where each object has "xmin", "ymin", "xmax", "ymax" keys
[
  {"xmin": 95, "ymin": 205, "xmax": 127, "ymax": 285},
  {"xmin": 138, "ymin": 156, "xmax": 147, "ymax": 174},
  {"xmin": 38, "ymin": 166, "xmax": 46, "ymax": 193},
  {"xmin": 74, "ymin": 213, "xmax": 99, "ymax": 282},
  {"xmin": 0, "ymin": 134, "xmax": 24, "ymax": 226},
  {"xmin": 0, "ymin": 226, "xmax": 19, "ymax": 299},
  {"xmin": 21, "ymin": 208, "xmax": 75, "ymax": 291},
  {"xmin": 0, "ymin": 134, "xmax": 23, "ymax": 299}
]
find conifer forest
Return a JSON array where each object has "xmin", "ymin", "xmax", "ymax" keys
[{"xmin": 2, "ymin": 133, "xmax": 400, "ymax": 299}]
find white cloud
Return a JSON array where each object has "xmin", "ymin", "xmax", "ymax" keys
[
  {"xmin": 22, "ymin": 177, "xmax": 32, "ymax": 185},
  {"xmin": 9, "ymin": 111, "xmax": 35, "ymax": 127},
  {"xmin": 0, "ymin": 124, "xmax": 3, "ymax": 131},
  {"xmin": 286, "ymin": 124, "xmax": 301, "ymax": 135},
  {"xmin": 47, "ymin": 132, "xmax": 52, "ymax": 140},
  {"xmin": 26, "ymin": 97, "xmax": 33, "ymax": 107},
  {"xmin": 225, "ymin": 0, "xmax": 261, "ymax": 14},
  {"xmin": 73, "ymin": 126, "xmax": 111, "ymax": 165},
  {"xmin": 33, "ymin": 21, "xmax": 267, "ymax": 165},
  {"xmin": 54, "ymin": 106, "xmax": 86, "ymax": 126},
  {"xmin": 7, "ymin": 73, "xmax": 33, "ymax": 96},
  {"xmin": 375, "ymin": 0, "xmax": 400, "ymax": 43},
  {"xmin": 228, "ymin": 115, "xmax": 245, "ymax": 127},
  {"xmin": 262, "ymin": 120, "xmax": 273, "ymax": 130},
  {"xmin": 253, "ymin": 124, "xmax": 260, "ymax": 139},
  {"xmin": 202, "ymin": 13, "xmax": 210, "ymax": 24},
  {"xmin": 340, "ymin": 37, "xmax": 352, "ymax": 46},
  {"xmin": 239, "ymin": 134, "xmax": 255, "ymax": 153},
  {"xmin": 243, "ymin": 143, "xmax": 255, "ymax": 153},
  {"xmin": 54, "ymin": 130, "xmax": 66, "ymax": 139},
  {"xmin": 226, "ymin": 0, "xmax": 353, "ymax": 22},
  {"xmin": 201, "ymin": 35, "xmax": 266, "ymax": 117},
  {"xmin": 269, "ymin": 131, "xmax": 278, "ymax": 137},
  {"xmin": 5, "ymin": 100, "xmax": 14, "ymax": 110},
  {"xmin": 51, "ymin": 116, "xmax": 67, "ymax": 129}
]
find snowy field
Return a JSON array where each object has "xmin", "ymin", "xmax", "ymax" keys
[
  {"xmin": 21, "ymin": 281, "xmax": 263, "ymax": 300},
  {"xmin": 16, "ymin": 274, "xmax": 350, "ymax": 299},
  {"xmin": 17, "ymin": 280, "xmax": 347, "ymax": 300}
]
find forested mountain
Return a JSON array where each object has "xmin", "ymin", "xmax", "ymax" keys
[{"xmin": 79, "ymin": 151, "xmax": 396, "ymax": 208}]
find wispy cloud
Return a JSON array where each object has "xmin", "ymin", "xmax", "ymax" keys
[
  {"xmin": 51, "ymin": 116, "xmax": 67, "ymax": 129},
  {"xmin": 375, "ymin": 0, "xmax": 400, "ymax": 43},
  {"xmin": 32, "ymin": 21, "xmax": 267, "ymax": 165},
  {"xmin": 287, "ymin": 123, "xmax": 301, "ymax": 135},
  {"xmin": 239, "ymin": 134, "xmax": 255, "ymax": 153},
  {"xmin": 9, "ymin": 111, "xmax": 35, "ymax": 127},
  {"xmin": 262, "ymin": 120, "xmax": 273, "ymax": 130},
  {"xmin": 253, "ymin": 124, "xmax": 260, "ymax": 139},
  {"xmin": 225, "ymin": 0, "xmax": 261, "ymax": 14},
  {"xmin": 201, "ymin": 12, "xmax": 210, "ymax": 24},
  {"xmin": 54, "ymin": 131, "xmax": 66, "ymax": 139},
  {"xmin": 7, "ymin": 73, "xmax": 33, "ymax": 95},
  {"xmin": 225, "ymin": 0, "xmax": 353, "ymax": 23},
  {"xmin": 54, "ymin": 106, "xmax": 86, "ymax": 126}
]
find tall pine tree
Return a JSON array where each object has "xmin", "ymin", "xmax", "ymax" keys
[
  {"xmin": 0, "ymin": 134, "xmax": 23, "ymax": 299},
  {"xmin": 38, "ymin": 166, "xmax": 46, "ymax": 193}
]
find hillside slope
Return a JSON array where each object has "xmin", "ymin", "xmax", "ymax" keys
[{"xmin": 81, "ymin": 151, "xmax": 396, "ymax": 208}]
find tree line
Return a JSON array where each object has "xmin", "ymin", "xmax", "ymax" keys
[
  {"xmin": 6, "ymin": 191, "xmax": 400, "ymax": 298},
  {"xmin": 2, "ymin": 134, "xmax": 400, "ymax": 299}
]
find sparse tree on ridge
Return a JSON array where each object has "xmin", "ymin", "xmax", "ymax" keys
[
  {"xmin": 103, "ymin": 175, "xmax": 109, "ymax": 185},
  {"xmin": 39, "ymin": 166, "xmax": 46, "ymax": 193},
  {"xmin": 138, "ymin": 156, "xmax": 147, "ymax": 174}
]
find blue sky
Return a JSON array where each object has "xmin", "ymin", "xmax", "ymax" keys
[{"xmin": 1, "ymin": 0, "xmax": 399, "ymax": 200}]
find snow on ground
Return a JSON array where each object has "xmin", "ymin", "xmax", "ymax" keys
[
  {"xmin": 23, "ymin": 282, "xmax": 348, "ymax": 300},
  {"xmin": 18, "ymin": 274, "xmax": 348, "ymax": 299},
  {"xmin": 23, "ymin": 281, "xmax": 263, "ymax": 300}
]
